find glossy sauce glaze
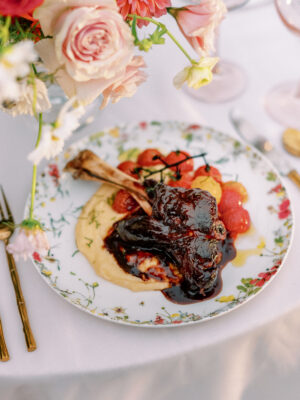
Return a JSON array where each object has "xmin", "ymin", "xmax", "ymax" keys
[{"xmin": 104, "ymin": 182, "xmax": 237, "ymax": 304}]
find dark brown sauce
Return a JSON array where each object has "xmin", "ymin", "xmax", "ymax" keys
[
  {"xmin": 162, "ymin": 235, "xmax": 236, "ymax": 304},
  {"xmin": 104, "ymin": 183, "xmax": 237, "ymax": 304}
]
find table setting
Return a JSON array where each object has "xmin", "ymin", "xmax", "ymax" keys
[{"xmin": 1, "ymin": 0, "xmax": 300, "ymax": 399}]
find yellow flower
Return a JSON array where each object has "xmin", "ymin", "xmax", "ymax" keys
[
  {"xmin": 171, "ymin": 313, "xmax": 180, "ymax": 318},
  {"xmin": 109, "ymin": 128, "xmax": 120, "ymax": 138},
  {"xmin": 217, "ymin": 295, "xmax": 235, "ymax": 303},
  {"xmin": 42, "ymin": 270, "xmax": 52, "ymax": 277},
  {"xmin": 257, "ymin": 238, "xmax": 266, "ymax": 249},
  {"xmin": 173, "ymin": 57, "xmax": 219, "ymax": 90}
]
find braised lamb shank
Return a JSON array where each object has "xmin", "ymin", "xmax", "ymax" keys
[{"xmin": 105, "ymin": 182, "xmax": 235, "ymax": 303}]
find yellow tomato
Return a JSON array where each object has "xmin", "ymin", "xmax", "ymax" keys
[
  {"xmin": 222, "ymin": 181, "xmax": 248, "ymax": 202},
  {"xmin": 191, "ymin": 176, "xmax": 222, "ymax": 204}
]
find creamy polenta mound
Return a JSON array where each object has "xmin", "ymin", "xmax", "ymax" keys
[{"xmin": 76, "ymin": 184, "xmax": 169, "ymax": 292}]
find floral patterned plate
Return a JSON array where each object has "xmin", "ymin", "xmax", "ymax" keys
[{"xmin": 27, "ymin": 121, "xmax": 294, "ymax": 327}]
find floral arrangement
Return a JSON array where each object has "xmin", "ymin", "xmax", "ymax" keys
[{"xmin": 0, "ymin": 0, "xmax": 226, "ymax": 259}]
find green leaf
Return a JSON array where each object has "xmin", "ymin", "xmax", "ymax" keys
[
  {"xmin": 267, "ymin": 171, "xmax": 277, "ymax": 181},
  {"xmin": 241, "ymin": 278, "xmax": 252, "ymax": 285},
  {"xmin": 252, "ymin": 287, "xmax": 261, "ymax": 294},
  {"xmin": 89, "ymin": 131, "xmax": 105, "ymax": 141},
  {"xmin": 72, "ymin": 249, "xmax": 80, "ymax": 257},
  {"xmin": 237, "ymin": 285, "xmax": 247, "ymax": 292},
  {"xmin": 275, "ymin": 236, "xmax": 284, "ymax": 244},
  {"xmin": 150, "ymin": 121, "xmax": 161, "ymax": 126}
]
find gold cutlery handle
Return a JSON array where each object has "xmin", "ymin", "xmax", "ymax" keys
[
  {"xmin": 0, "ymin": 318, "xmax": 9, "ymax": 361},
  {"xmin": 5, "ymin": 250, "xmax": 37, "ymax": 352},
  {"xmin": 288, "ymin": 169, "xmax": 300, "ymax": 189}
]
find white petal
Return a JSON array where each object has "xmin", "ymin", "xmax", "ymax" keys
[
  {"xmin": 173, "ymin": 67, "xmax": 190, "ymax": 89},
  {"xmin": 35, "ymin": 39, "xmax": 60, "ymax": 73}
]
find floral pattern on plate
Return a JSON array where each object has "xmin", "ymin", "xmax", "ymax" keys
[{"xmin": 26, "ymin": 121, "xmax": 294, "ymax": 327}]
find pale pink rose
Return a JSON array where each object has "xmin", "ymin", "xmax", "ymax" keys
[
  {"xmin": 34, "ymin": 0, "xmax": 136, "ymax": 105},
  {"xmin": 100, "ymin": 56, "xmax": 147, "ymax": 109},
  {"xmin": 7, "ymin": 227, "xmax": 50, "ymax": 261},
  {"xmin": 170, "ymin": 0, "xmax": 227, "ymax": 56}
]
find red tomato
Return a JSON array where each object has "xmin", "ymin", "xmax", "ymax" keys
[
  {"xmin": 221, "ymin": 207, "xmax": 250, "ymax": 234},
  {"xmin": 218, "ymin": 190, "xmax": 242, "ymax": 214},
  {"xmin": 168, "ymin": 174, "xmax": 193, "ymax": 189},
  {"xmin": 112, "ymin": 190, "xmax": 138, "ymax": 214},
  {"xmin": 117, "ymin": 161, "xmax": 139, "ymax": 178},
  {"xmin": 194, "ymin": 165, "xmax": 222, "ymax": 184},
  {"xmin": 165, "ymin": 151, "xmax": 194, "ymax": 172},
  {"xmin": 137, "ymin": 149, "xmax": 164, "ymax": 166}
]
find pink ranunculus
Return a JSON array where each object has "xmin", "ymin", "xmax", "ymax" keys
[
  {"xmin": 170, "ymin": 0, "xmax": 227, "ymax": 56},
  {"xmin": 117, "ymin": 0, "xmax": 171, "ymax": 28},
  {"xmin": 34, "ymin": 0, "xmax": 138, "ymax": 106},
  {"xmin": 0, "ymin": 0, "xmax": 44, "ymax": 16},
  {"xmin": 100, "ymin": 56, "xmax": 147, "ymax": 109}
]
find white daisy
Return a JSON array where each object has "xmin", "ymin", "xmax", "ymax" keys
[
  {"xmin": 28, "ymin": 97, "xmax": 85, "ymax": 165},
  {"xmin": 0, "ymin": 41, "xmax": 38, "ymax": 104},
  {"xmin": 1, "ymin": 78, "xmax": 51, "ymax": 116}
]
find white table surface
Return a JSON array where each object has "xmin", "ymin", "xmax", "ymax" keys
[{"xmin": 1, "ymin": 2, "xmax": 300, "ymax": 399}]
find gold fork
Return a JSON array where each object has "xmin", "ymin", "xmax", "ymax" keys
[{"xmin": 0, "ymin": 185, "xmax": 37, "ymax": 352}]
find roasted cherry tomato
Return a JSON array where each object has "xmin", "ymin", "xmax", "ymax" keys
[
  {"xmin": 218, "ymin": 190, "xmax": 242, "ymax": 214},
  {"xmin": 222, "ymin": 181, "xmax": 248, "ymax": 202},
  {"xmin": 165, "ymin": 151, "xmax": 194, "ymax": 172},
  {"xmin": 191, "ymin": 176, "xmax": 222, "ymax": 204},
  {"xmin": 221, "ymin": 207, "xmax": 250, "ymax": 234},
  {"xmin": 137, "ymin": 149, "xmax": 164, "ymax": 166},
  {"xmin": 194, "ymin": 165, "xmax": 222, "ymax": 184},
  {"xmin": 168, "ymin": 173, "xmax": 193, "ymax": 189},
  {"xmin": 112, "ymin": 190, "xmax": 138, "ymax": 214},
  {"xmin": 117, "ymin": 161, "xmax": 139, "ymax": 178}
]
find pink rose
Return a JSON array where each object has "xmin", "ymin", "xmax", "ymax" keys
[
  {"xmin": 170, "ymin": 0, "xmax": 227, "ymax": 56},
  {"xmin": 101, "ymin": 56, "xmax": 147, "ymax": 108},
  {"xmin": 34, "ymin": 0, "xmax": 144, "ymax": 105}
]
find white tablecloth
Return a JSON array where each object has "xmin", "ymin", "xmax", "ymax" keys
[{"xmin": 1, "ymin": 2, "xmax": 300, "ymax": 399}]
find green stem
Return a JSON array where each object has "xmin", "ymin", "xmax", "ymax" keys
[
  {"xmin": 127, "ymin": 14, "xmax": 195, "ymax": 64},
  {"xmin": 29, "ymin": 113, "xmax": 43, "ymax": 220},
  {"xmin": 14, "ymin": 19, "xmax": 25, "ymax": 39}
]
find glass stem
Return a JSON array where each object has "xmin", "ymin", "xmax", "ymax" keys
[
  {"xmin": 295, "ymin": 80, "xmax": 300, "ymax": 98},
  {"xmin": 213, "ymin": 28, "xmax": 221, "ymax": 74},
  {"xmin": 29, "ymin": 113, "xmax": 43, "ymax": 220}
]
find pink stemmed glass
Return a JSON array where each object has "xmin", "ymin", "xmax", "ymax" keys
[
  {"xmin": 265, "ymin": 0, "xmax": 300, "ymax": 129},
  {"xmin": 184, "ymin": 0, "xmax": 249, "ymax": 103}
]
